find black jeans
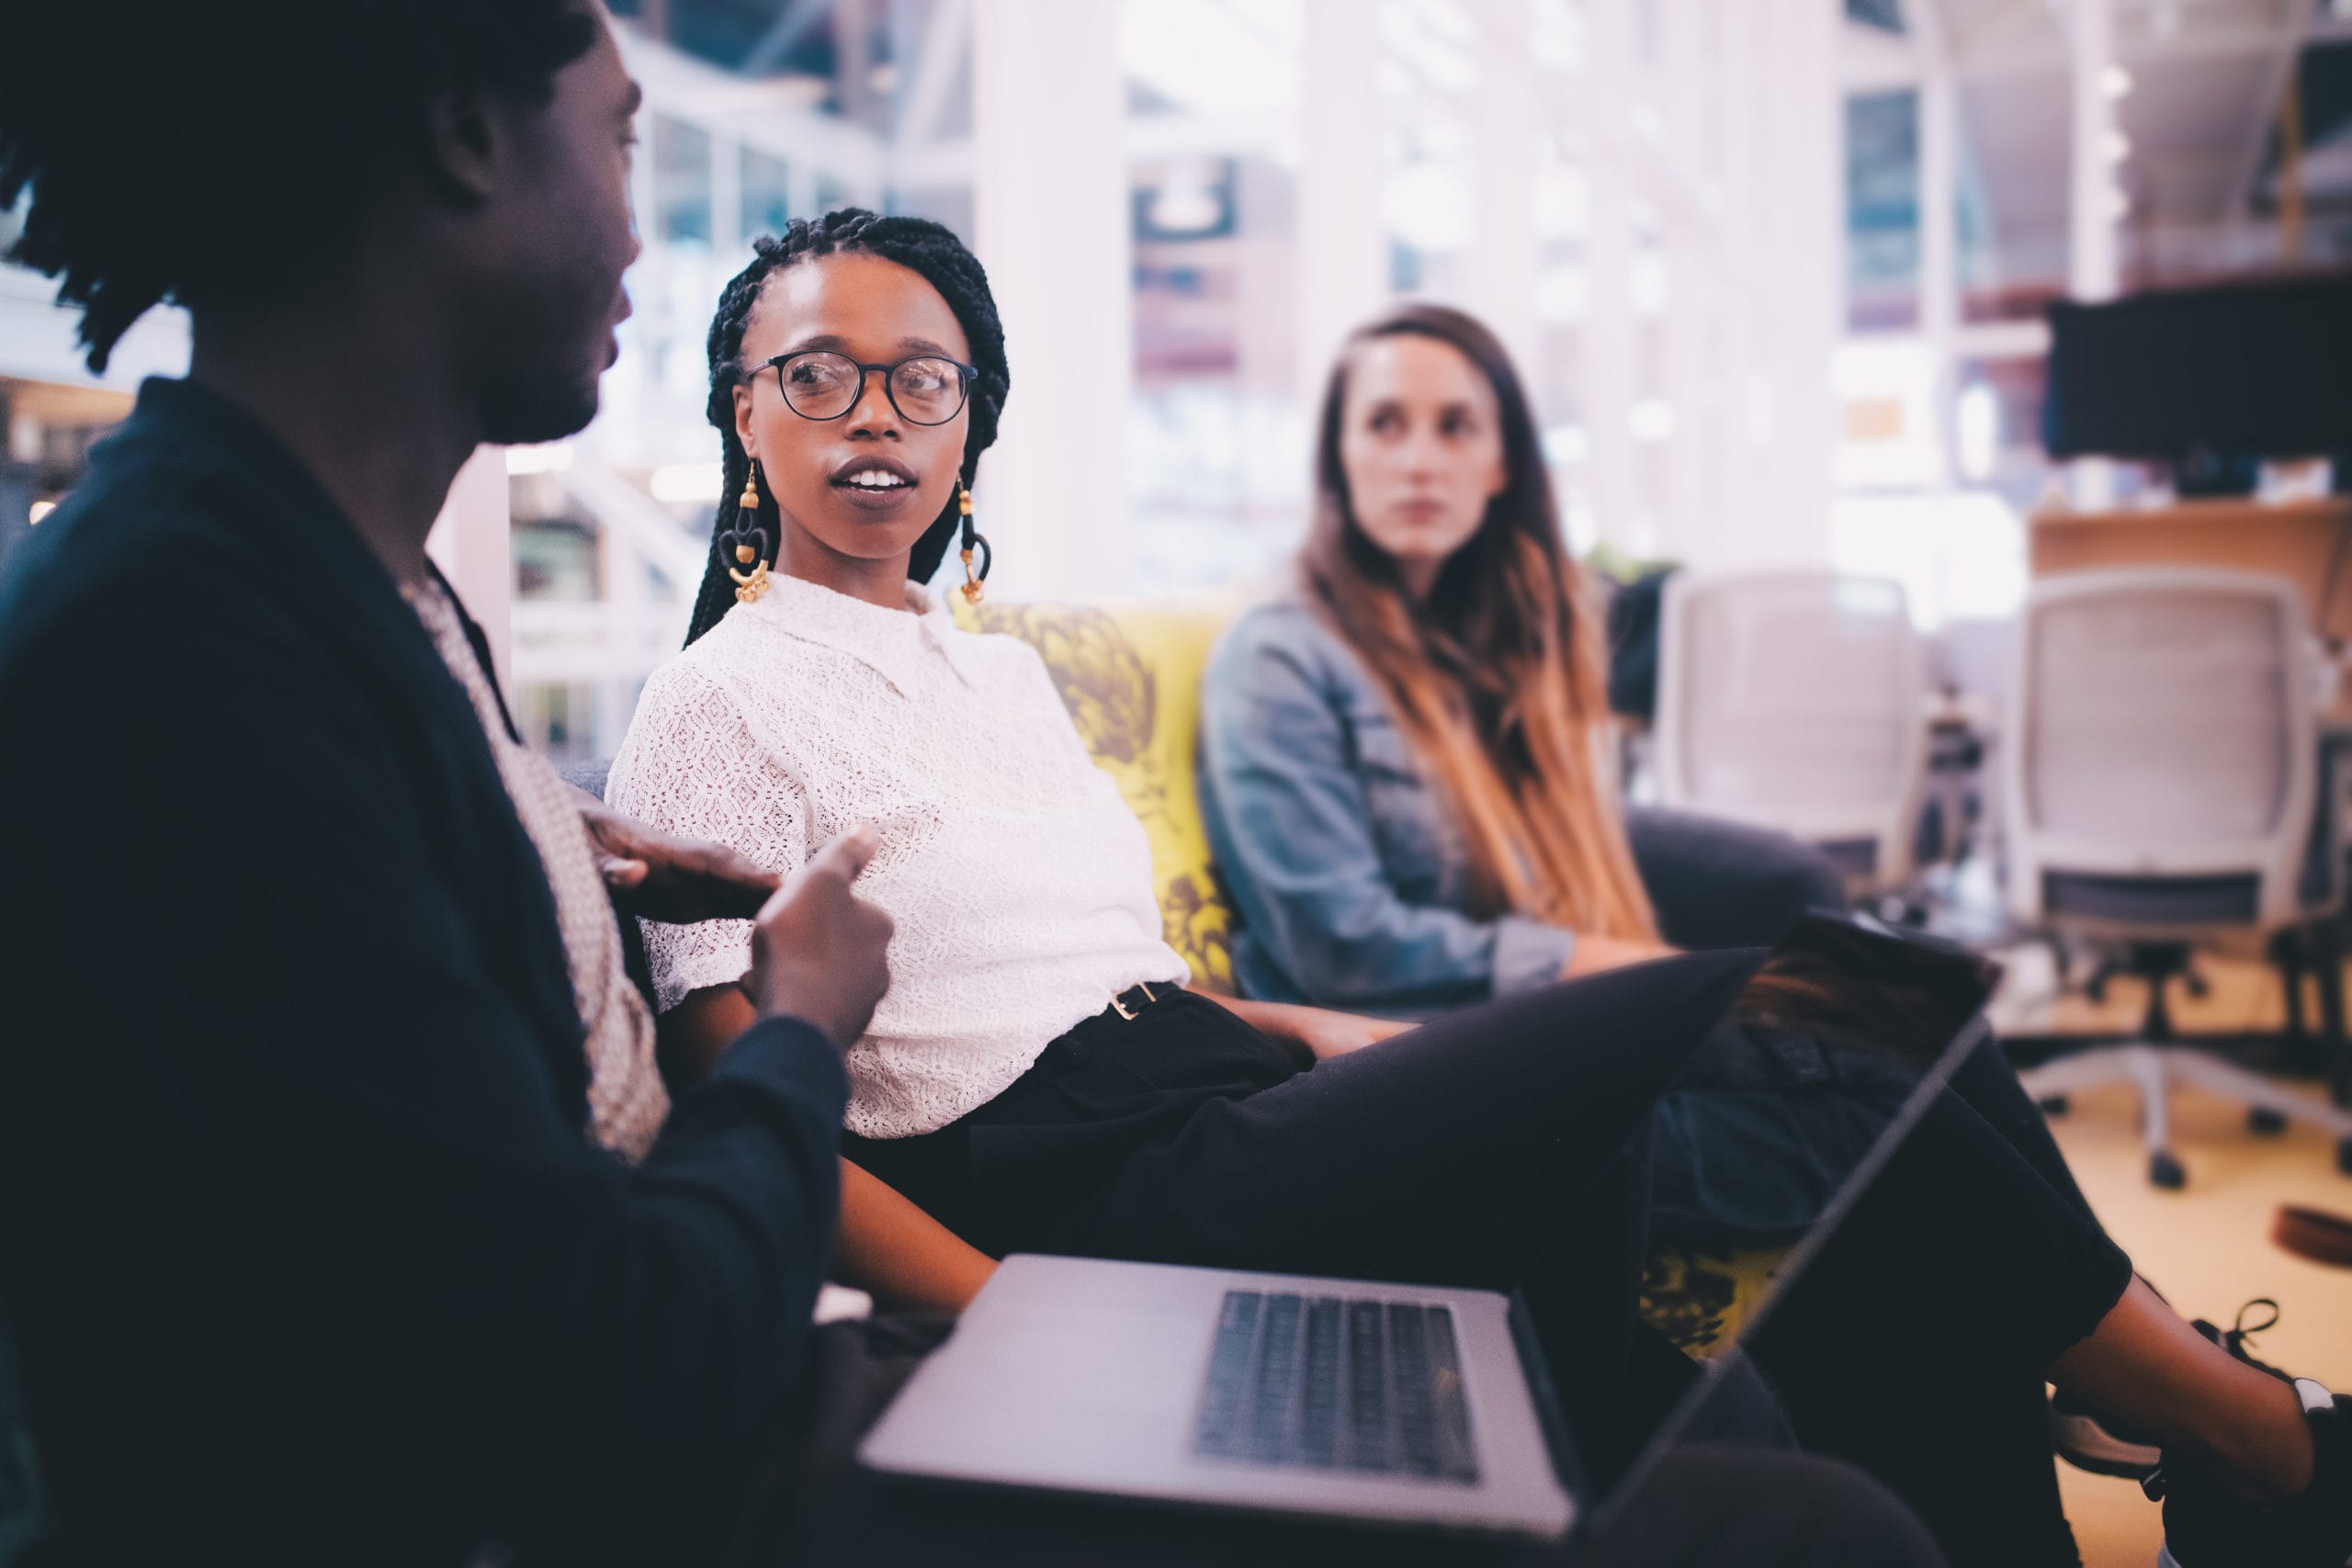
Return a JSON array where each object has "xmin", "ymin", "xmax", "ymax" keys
[{"xmin": 846, "ymin": 975, "xmax": 2130, "ymax": 1567}]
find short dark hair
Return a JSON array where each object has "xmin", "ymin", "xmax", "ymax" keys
[
  {"xmin": 684, "ymin": 208, "xmax": 1012, "ymax": 645},
  {"xmin": 0, "ymin": 0, "xmax": 599, "ymax": 372}
]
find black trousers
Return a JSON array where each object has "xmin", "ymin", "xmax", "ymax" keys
[
  {"xmin": 845, "ymin": 958, "xmax": 1760, "ymax": 1443},
  {"xmin": 845, "ymin": 972, "xmax": 2131, "ymax": 1567}
]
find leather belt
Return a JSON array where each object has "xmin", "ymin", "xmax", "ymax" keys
[{"xmin": 1110, "ymin": 981, "xmax": 1167, "ymax": 1021}]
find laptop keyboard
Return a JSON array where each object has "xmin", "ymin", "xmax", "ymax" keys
[{"xmin": 1192, "ymin": 1291, "xmax": 1480, "ymax": 1483}]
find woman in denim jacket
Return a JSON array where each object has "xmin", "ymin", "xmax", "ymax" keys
[
  {"xmin": 1198, "ymin": 302, "xmax": 1939, "ymax": 1247},
  {"xmin": 1198, "ymin": 594, "xmax": 1846, "ymax": 1017}
]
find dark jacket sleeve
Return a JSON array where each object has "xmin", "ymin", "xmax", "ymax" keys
[{"xmin": 0, "ymin": 572, "xmax": 846, "ymax": 1562}]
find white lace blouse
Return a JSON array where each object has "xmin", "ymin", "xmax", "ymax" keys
[{"xmin": 604, "ymin": 574, "xmax": 1189, "ymax": 1138}]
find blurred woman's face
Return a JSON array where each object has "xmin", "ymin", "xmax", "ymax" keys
[{"xmin": 1336, "ymin": 333, "xmax": 1508, "ymax": 592}]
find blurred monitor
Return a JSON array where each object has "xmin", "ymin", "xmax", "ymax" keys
[{"xmin": 2042, "ymin": 277, "xmax": 2352, "ymax": 470}]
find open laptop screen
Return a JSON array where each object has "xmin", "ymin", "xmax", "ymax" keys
[{"xmin": 1598, "ymin": 913, "xmax": 2003, "ymax": 1520}]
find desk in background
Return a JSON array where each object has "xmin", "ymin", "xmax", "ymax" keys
[{"xmin": 2029, "ymin": 497, "xmax": 2352, "ymax": 644}]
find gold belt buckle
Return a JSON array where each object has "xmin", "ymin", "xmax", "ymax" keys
[{"xmin": 1111, "ymin": 980, "xmax": 1159, "ymax": 1021}]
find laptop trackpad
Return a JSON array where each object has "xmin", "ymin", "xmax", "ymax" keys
[
  {"xmin": 928, "ymin": 1305, "xmax": 1204, "ymax": 1417},
  {"xmin": 878, "ymin": 1297, "xmax": 1206, "ymax": 1481}
]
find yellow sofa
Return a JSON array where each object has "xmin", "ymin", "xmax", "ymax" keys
[{"xmin": 952, "ymin": 595, "xmax": 1781, "ymax": 1355}]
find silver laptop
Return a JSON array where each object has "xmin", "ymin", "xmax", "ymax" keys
[{"xmin": 859, "ymin": 916, "xmax": 1999, "ymax": 1541}]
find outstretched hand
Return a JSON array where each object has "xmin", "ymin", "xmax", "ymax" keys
[
  {"xmin": 571, "ymin": 787, "xmax": 782, "ymax": 923},
  {"xmin": 1204, "ymin": 991, "xmax": 1415, "ymax": 1063},
  {"xmin": 750, "ymin": 824, "xmax": 895, "ymax": 1050},
  {"xmin": 1561, "ymin": 935, "xmax": 1681, "ymax": 980},
  {"xmin": 1280, "ymin": 1007, "xmax": 1415, "ymax": 1062}
]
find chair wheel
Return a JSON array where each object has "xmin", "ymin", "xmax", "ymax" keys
[
  {"xmin": 2150, "ymin": 1151, "xmax": 2188, "ymax": 1190},
  {"xmin": 2039, "ymin": 1095, "xmax": 2071, "ymax": 1118},
  {"xmin": 2249, "ymin": 1107, "xmax": 2290, "ymax": 1135}
]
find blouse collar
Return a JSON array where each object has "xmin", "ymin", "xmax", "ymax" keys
[{"xmin": 738, "ymin": 571, "xmax": 986, "ymax": 694}]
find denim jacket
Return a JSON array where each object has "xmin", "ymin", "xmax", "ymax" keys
[{"xmin": 1198, "ymin": 598, "xmax": 1577, "ymax": 1017}]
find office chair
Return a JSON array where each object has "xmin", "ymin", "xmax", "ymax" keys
[
  {"xmin": 2006, "ymin": 568, "xmax": 2352, "ymax": 1188},
  {"xmin": 1652, "ymin": 570, "xmax": 1930, "ymax": 906}
]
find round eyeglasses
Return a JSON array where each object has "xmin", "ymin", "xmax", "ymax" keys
[{"xmin": 753, "ymin": 350, "xmax": 978, "ymax": 426}]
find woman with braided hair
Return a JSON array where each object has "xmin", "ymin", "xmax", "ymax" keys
[
  {"xmin": 677, "ymin": 209, "xmax": 1009, "ymax": 648},
  {"xmin": 603, "ymin": 211, "xmax": 2352, "ymax": 1565},
  {"xmin": 612, "ymin": 207, "xmax": 1434, "ymax": 1311}
]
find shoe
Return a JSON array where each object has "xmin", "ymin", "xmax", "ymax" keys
[
  {"xmin": 2197, "ymin": 1299, "xmax": 2295, "ymax": 1385},
  {"xmin": 2275, "ymin": 1203, "xmax": 2352, "ymax": 1269},
  {"xmin": 2154, "ymin": 1378, "xmax": 2350, "ymax": 1568},
  {"xmin": 2051, "ymin": 1301, "xmax": 2290, "ymax": 1479}
]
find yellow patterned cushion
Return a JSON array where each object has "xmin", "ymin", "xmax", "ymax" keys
[
  {"xmin": 953, "ymin": 592, "xmax": 1781, "ymax": 1356},
  {"xmin": 1637, "ymin": 1247, "xmax": 1788, "ymax": 1357},
  {"xmin": 952, "ymin": 595, "xmax": 1244, "ymax": 993}
]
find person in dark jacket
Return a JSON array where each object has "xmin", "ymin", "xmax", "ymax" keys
[{"xmin": 0, "ymin": 5, "xmax": 893, "ymax": 1563}]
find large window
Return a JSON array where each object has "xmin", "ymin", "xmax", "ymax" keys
[{"xmin": 503, "ymin": 0, "xmax": 1849, "ymax": 760}]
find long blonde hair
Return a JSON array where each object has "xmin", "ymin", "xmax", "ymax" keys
[{"xmin": 1303, "ymin": 302, "xmax": 1657, "ymax": 942}]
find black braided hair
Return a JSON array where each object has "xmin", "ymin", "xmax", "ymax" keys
[
  {"xmin": 0, "ymin": 0, "xmax": 595, "ymax": 372},
  {"xmin": 684, "ymin": 208, "xmax": 1011, "ymax": 646}
]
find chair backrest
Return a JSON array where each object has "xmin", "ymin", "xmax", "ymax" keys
[
  {"xmin": 952, "ymin": 594, "xmax": 1244, "ymax": 992},
  {"xmin": 2003, "ymin": 567, "xmax": 2324, "ymax": 933},
  {"xmin": 1653, "ymin": 570, "xmax": 1930, "ymax": 889}
]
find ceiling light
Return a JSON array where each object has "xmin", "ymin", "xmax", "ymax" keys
[
  {"xmin": 2104, "ymin": 130, "xmax": 2130, "ymax": 163},
  {"xmin": 28, "ymin": 500, "xmax": 55, "ymax": 525},
  {"xmin": 1146, "ymin": 164, "xmax": 1226, "ymax": 237},
  {"xmin": 2105, "ymin": 188, "xmax": 2131, "ymax": 220},
  {"xmin": 2101, "ymin": 65, "xmax": 2132, "ymax": 98}
]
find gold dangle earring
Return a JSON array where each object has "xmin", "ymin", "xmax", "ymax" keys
[
  {"xmin": 723, "ymin": 460, "xmax": 772, "ymax": 604},
  {"xmin": 956, "ymin": 480, "xmax": 992, "ymax": 605}
]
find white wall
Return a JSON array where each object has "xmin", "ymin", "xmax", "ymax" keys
[{"xmin": 0, "ymin": 265, "xmax": 188, "ymax": 389}]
